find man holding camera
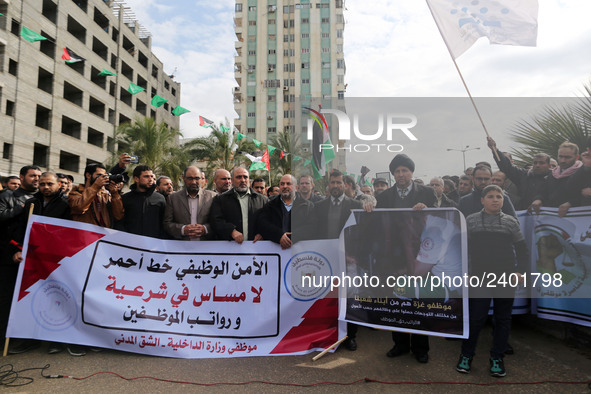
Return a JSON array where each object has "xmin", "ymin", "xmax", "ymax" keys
[{"xmin": 68, "ymin": 163, "xmax": 124, "ymax": 228}]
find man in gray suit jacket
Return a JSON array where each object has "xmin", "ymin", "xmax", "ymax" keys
[{"xmin": 163, "ymin": 166, "xmax": 216, "ymax": 240}]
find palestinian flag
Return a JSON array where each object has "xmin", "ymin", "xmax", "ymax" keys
[
  {"xmin": 305, "ymin": 107, "xmax": 335, "ymax": 180},
  {"xmin": 62, "ymin": 48, "xmax": 85, "ymax": 63},
  {"xmin": 199, "ymin": 116, "xmax": 214, "ymax": 128},
  {"xmin": 249, "ymin": 149, "xmax": 271, "ymax": 172}
]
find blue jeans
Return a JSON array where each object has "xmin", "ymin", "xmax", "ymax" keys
[{"xmin": 461, "ymin": 289, "xmax": 514, "ymax": 359}]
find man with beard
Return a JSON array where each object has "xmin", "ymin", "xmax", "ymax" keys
[
  {"xmin": 257, "ymin": 174, "xmax": 314, "ymax": 248},
  {"xmin": 163, "ymin": 166, "xmax": 216, "ymax": 240},
  {"xmin": 156, "ymin": 176, "xmax": 174, "ymax": 198},
  {"xmin": 297, "ymin": 175, "xmax": 323, "ymax": 203},
  {"xmin": 373, "ymin": 178, "xmax": 389, "ymax": 196},
  {"xmin": 210, "ymin": 167, "xmax": 267, "ymax": 243},
  {"xmin": 118, "ymin": 165, "xmax": 166, "ymax": 239},
  {"xmin": 343, "ymin": 174, "xmax": 358, "ymax": 199},
  {"xmin": 566, "ymin": 136, "xmax": 591, "ymax": 208},
  {"xmin": 459, "ymin": 165, "xmax": 516, "ymax": 218},
  {"xmin": 213, "ymin": 169, "xmax": 232, "ymax": 195},
  {"xmin": 530, "ymin": 142, "xmax": 583, "ymax": 217},
  {"xmin": 5, "ymin": 176, "xmax": 21, "ymax": 192},
  {"xmin": 68, "ymin": 163, "xmax": 124, "ymax": 228},
  {"xmin": 458, "ymin": 175, "xmax": 474, "ymax": 197},
  {"xmin": 313, "ymin": 170, "xmax": 363, "ymax": 351},
  {"xmin": 0, "ymin": 165, "xmax": 42, "ymax": 354},
  {"xmin": 56, "ymin": 173, "xmax": 69, "ymax": 194}
]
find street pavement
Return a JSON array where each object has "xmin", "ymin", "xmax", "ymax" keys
[{"xmin": 1, "ymin": 318, "xmax": 590, "ymax": 393}]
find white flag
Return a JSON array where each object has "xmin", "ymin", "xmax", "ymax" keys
[{"xmin": 427, "ymin": 0, "xmax": 538, "ymax": 59}]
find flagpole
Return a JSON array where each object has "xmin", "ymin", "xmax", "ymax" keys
[{"xmin": 425, "ymin": 0, "xmax": 500, "ymax": 161}]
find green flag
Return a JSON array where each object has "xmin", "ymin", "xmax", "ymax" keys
[
  {"xmin": 128, "ymin": 83, "xmax": 145, "ymax": 95},
  {"xmin": 151, "ymin": 95, "xmax": 167, "ymax": 108},
  {"xmin": 267, "ymin": 146, "xmax": 276, "ymax": 155},
  {"xmin": 98, "ymin": 68, "xmax": 117, "ymax": 77},
  {"xmin": 253, "ymin": 139, "xmax": 262, "ymax": 148},
  {"xmin": 21, "ymin": 26, "xmax": 47, "ymax": 43},
  {"xmin": 220, "ymin": 125, "xmax": 230, "ymax": 132},
  {"xmin": 304, "ymin": 159, "xmax": 311, "ymax": 167},
  {"xmin": 249, "ymin": 162, "xmax": 268, "ymax": 171},
  {"xmin": 172, "ymin": 106, "xmax": 190, "ymax": 116},
  {"xmin": 293, "ymin": 156, "xmax": 302, "ymax": 162},
  {"xmin": 236, "ymin": 133, "xmax": 245, "ymax": 141}
]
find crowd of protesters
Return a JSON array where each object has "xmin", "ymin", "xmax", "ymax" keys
[{"xmin": 0, "ymin": 135, "xmax": 589, "ymax": 376}]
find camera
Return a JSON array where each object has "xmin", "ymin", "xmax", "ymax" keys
[
  {"xmin": 108, "ymin": 173, "xmax": 125, "ymax": 183},
  {"xmin": 128, "ymin": 155, "xmax": 139, "ymax": 164}
]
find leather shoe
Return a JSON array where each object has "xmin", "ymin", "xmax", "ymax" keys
[
  {"xmin": 386, "ymin": 346, "xmax": 409, "ymax": 358},
  {"xmin": 344, "ymin": 338, "xmax": 357, "ymax": 351},
  {"xmin": 415, "ymin": 353, "xmax": 429, "ymax": 363}
]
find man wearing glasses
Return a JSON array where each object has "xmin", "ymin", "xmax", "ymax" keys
[
  {"xmin": 163, "ymin": 166, "xmax": 216, "ymax": 240},
  {"xmin": 459, "ymin": 165, "xmax": 517, "ymax": 218}
]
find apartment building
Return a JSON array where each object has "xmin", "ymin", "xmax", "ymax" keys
[{"xmin": 0, "ymin": 0, "xmax": 180, "ymax": 182}]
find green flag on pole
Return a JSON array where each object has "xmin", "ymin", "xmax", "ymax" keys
[
  {"xmin": 220, "ymin": 125, "xmax": 230, "ymax": 132},
  {"xmin": 293, "ymin": 156, "xmax": 302, "ymax": 162},
  {"xmin": 253, "ymin": 139, "xmax": 262, "ymax": 147},
  {"xmin": 267, "ymin": 146, "xmax": 276, "ymax": 155},
  {"xmin": 98, "ymin": 68, "xmax": 117, "ymax": 77},
  {"xmin": 21, "ymin": 26, "xmax": 47, "ymax": 43},
  {"xmin": 128, "ymin": 83, "xmax": 145, "ymax": 95},
  {"xmin": 304, "ymin": 159, "xmax": 311, "ymax": 167},
  {"xmin": 236, "ymin": 133, "xmax": 246, "ymax": 141},
  {"xmin": 172, "ymin": 106, "xmax": 191, "ymax": 116}
]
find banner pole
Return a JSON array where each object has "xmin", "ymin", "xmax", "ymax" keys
[
  {"xmin": 312, "ymin": 336, "xmax": 348, "ymax": 361},
  {"xmin": 425, "ymin": 0, "xmax": 500, "ymax": 161}
]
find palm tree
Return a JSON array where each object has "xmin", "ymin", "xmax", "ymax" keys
[
  {"xmin": 265, "ymin": 128, "xmax": 315, "ymax": 185},
  {"xmin": 510, "ymin": 83, "xmax": 591, "ymax": 166},
  {"xmin": 186, "ymin": 126, "xmax": 256, "ymax": 185},
  {"xmin": 114, "ymin": 117, "xmax": 192, "ymax": 187}
]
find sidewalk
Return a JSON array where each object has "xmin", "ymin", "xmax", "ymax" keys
[{"xmin": 2, "ymin": 319, "xmax": 590, "ymax": 393}]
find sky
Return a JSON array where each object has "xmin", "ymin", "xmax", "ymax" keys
[{"xmin": 122, "ymin": 0, "xmax": 591, "ymax": 179}]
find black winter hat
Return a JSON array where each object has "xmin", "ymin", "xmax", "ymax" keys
[{"xmin": 389, "ymin": 154, "xmax": 415, "ymax": 174}]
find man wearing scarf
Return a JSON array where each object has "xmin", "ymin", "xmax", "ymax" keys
[{"xmin": 529, "ymin": 142, "xmax": 582, "ymax": 216}]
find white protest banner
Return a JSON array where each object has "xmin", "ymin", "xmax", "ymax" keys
[{"xmin": 8, "ymin": 216, "xmax": 344, "ymax": 358}]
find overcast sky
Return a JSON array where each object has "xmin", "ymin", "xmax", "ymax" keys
[{"xmin": 122, "ymin": 0, "xmax": 591, "ymax": 179}]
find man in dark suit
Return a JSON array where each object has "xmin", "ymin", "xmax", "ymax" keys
[
  {"xmin": 376, "ymin": 154, "xmax": 437, "ymax": 364},
  {"xmin": 210, "ymin": 167, "xmax": 267, "ymax": 243},
  {"xmin": 163, "ymin": 166, "xmax": 216, "ymax": 240},
  {"xmin": 313, "ymin": 170, "xmax": 362, "ymax": 240},
  {"xmin": 257, "ymin": 174, "xmax": 314, "ymax": 248},
  {"xmin": 313, "ymin": 169, "xmax": 362, "ymax": 351}
]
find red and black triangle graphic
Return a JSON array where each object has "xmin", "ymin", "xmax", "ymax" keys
[
  {"xmin": 270, "ymin": 298, "xmax": 339, "ymax": 354},
  {"xmin": 19, "ymin": 222, "xmax": 105, "ymax": 300}
]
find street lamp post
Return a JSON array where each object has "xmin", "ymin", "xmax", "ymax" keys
[{"xmin": 446, "ymin": 145, "xmax": 480, "ymax": 172}]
